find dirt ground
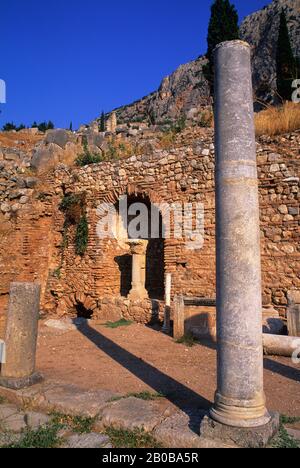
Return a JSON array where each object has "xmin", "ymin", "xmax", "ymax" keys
[
  {"xmin": 0, "ymin": 317, "xmax": 299, "ymax": 417},
  {"xmin": 23, "ymin": 321, "xmax": 299, "ymax": 418}
]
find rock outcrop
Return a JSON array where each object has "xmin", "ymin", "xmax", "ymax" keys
[
  {"xmin": 240, "ymin": 0, "xmax": 300, "ymax": 104},
  {"xmin": 101, "ymin": 0, "xmax": 299, "ymax": 124}
]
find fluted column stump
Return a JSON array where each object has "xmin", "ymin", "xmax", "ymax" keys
[
  {"xmin": 200, "ymin": 41, "xmax": 279, "ymax": 447},
  {"xmin": 0, "ymin": 283, "xmax": 43, "ymax": 390}
]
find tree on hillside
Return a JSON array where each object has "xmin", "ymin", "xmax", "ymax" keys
[
  {"xmin": 204, "ymin": 0, "xmax": 239, "ymax": 93},
  {"xmin": 276, "ymin": 9, "xmax": 298, "ymax": 101},
  {"xmin": 3, "ymin": 122, "xmax": 17, "ymax": 131},
  {"xmin": 100, "ymin": 111, "xmax": 106, "ymax": 132}
]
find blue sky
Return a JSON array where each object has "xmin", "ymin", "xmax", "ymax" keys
[{"xmin": 0, "ymin": 0, "xmax": 268, "ymax": 129}]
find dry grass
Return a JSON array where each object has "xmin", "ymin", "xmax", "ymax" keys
[{"xmin": 255, "ymin": 102, "xmax": 300, "ymax": 137}]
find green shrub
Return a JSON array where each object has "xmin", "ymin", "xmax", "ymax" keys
[
  {"xmin": 105, "ymin": 319, "xmax": 133, "ymax": 329},
  {"xmin": 75, "ymin": 151, "xmax": 103, "ymax": 167},
  {"xmin": 75, "ymin": 135, "xmax": 103, "ymax": 166},
  {"xmin": 176, "ymin": 333, "xmax": 197, "ymax": 347},
  {"xmin": 75, "ymin": 215, "xmax": 89, "ymax": 256},
  {"xmin": 105, "ymin": 427, "xmax": 162, "ymax": 449}
]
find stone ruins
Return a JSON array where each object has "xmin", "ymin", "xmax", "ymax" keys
[{"xmin": 0, "ymin": 27, "xmax": 299, "ymax": 447}]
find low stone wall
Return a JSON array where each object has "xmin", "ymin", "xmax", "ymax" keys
[
  {"xmin": 96, "ymin": 297, "xmax": 164, "ymax": 325},
  {"xmin": 54, "ymin": 292, "xmax": 164, "ymax": 326},
  {"xmin": 0, "ymin": 128, "xmax": 299, "ymax": 320}
]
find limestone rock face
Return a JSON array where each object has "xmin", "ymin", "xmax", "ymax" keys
[
  {"xmin": 104, "ymin": 0, "xmax": 299, "ymax": 124},
  {"xmin": 45, "ymin": 129, "xmax": 76, "ymax": 149},
  {"xmin": 109, "ymin": 56, "xmax": 211, "ymax": 125},
  {"xmin": 240, "ymin": 0, "xmax": 300, "ymax": 104}
]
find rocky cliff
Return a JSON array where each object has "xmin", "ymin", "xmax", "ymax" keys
[
  {"xmin": 240, "ymin": 0, "xmax": 300, "ymax": 103},
  {"xmin": 104, "ymin": 0, "xmax": 300, "ymax": 125}
]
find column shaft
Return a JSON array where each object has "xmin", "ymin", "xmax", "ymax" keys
[
  {"xmin": 1, "ymin": 283, "xmax": 41, "ymax": 382},
  {"xmin": 211, "ymin": 40, "xmax": 270, "ymax": 428}
]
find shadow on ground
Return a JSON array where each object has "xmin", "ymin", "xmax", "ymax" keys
[
  {"xmin": 77, "ymin": 323, "xmax": 211, "ymax": 433},
  {"xmin": 264, "ymin": 358, "xmax": 300, "ymax": 383}
]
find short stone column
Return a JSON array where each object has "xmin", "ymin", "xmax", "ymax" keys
[
  {"xmin": 173, "ymin": 295, "xmax": 185, "ymax": 340},
  {"xmin": 211, "ymin": 41, "xmax": 271, "ymax": 429},
  {"xmin": 287, "ymin": 290, "xmax": 300, "ymax": 337},
  {"xmin": 127, "ymin": 240, "xmax": 149, "ymax": 301},
  {"xmin": 162, "ymin": 273, "xmax": 172, "ymax": 334},
  {"xmin": 0, "ymin": 283, "xmax": 43, "ymax": 389}
]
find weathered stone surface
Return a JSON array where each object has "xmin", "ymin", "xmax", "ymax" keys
[
  {"xmin": 63, "ymin": 433, "xmax": 112, "ymax": 449},
  {"xmin": 31, "ymin": 143, "xmax": 63, "ymax": 173},
  {"xmin": 211, "ymin": 41, "xmax": 270, "ymax": 429},
  {"xmin": 154, "ymin": 410, "xmax": 236, "ymax": 449},
  {"xmin": 45, "ymin": 129, "xmax": 75, "ymax": 149},
  {"xmin": 0, "ymin": 403, "xmax": 20, "ymax": 420},
  {"xmin": 44, "ymin": 319, "xmax": 77, "ymax": 332},
  {"xmin": 99, "ymin": 397, "xmax": 175, "ymax": 432},
  {"xmin": 0, "ymin": 372, "xmax": 43, "ymax": 390},
  {"xmin": 287, "ymin": 305, "xmax": 300, "ymax": 337},
  {"xmin": 0, "ymin": 404, "xmax": 26, "ymax": 432},
  {"xmin": 35, "ymin": 383, "xmax": 121, "ymax": 418},
  {"xmin": 1, "ymin": 283, "xmax": 41, "ymax": 382},
  {"xmin": 25, "ymin": 411, "xmax": 51, "ymax": 429},
  {"xmin": 263, "ymin": 334, "xmax": 300, "ymax": 357},
  {"xmin": 200, "ymin": 413, "xmax": 280, "ymax": 449}
]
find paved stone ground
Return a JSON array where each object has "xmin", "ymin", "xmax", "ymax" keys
[
  {"xmin": 0, "ymin": 382, "xmax": 299, "ymax": 448},
  {"xmin": 0, "ymin": 382, "xmax": 237, "ymax": 448}
]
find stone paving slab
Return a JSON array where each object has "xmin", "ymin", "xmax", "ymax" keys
[
  {"xmin": 286, "ymin": 428, "xmax": 300, "ymax": 443},
  {"xmin": 62, "ymin": 433, "xmax": 112, "ymax": 449},
  {"xmin": 153, "ymin": 409, "xmax": 237, "ymax": 449},
  {"xmin": 99, "ymin": 397, "xmax": 176, "ymax": 433},
  {"xmin": 0, "ymin": 381, "xmax": 121, "ymax": 418},
  {"xmin": 0, "ymin": 404, "xmax": 27, "ymax": 433},
  {"xmin": 25, "ymin": 412, "xmax": 51, "ymax": 430}
]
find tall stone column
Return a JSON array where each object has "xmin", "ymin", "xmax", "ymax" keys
[
  {"xmin": 0, "ymin": 283, "xmax": 43, "ymax": 389},
  {"xmin": 210, "ymin": 41, "xmax": 271, "ymax": 428},
  {"xmin": 127, "ymin": 240, "xmax": 149, "ymax": 301}
]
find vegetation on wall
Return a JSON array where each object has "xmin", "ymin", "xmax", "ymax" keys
[
  {"xmin": 75, "ymin": 136, "xmax": 103, "ymax": 167},
  {"xmin": 75, "ymin": 215, "xmax": 89, "ymax": 256},
  {"xmin": 59, "ymin": 192, "xmax": 88, "ymax": 256}
]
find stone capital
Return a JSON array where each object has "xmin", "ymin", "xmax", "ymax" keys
[{"xmin": 127, "ymin": 239, "xmax": 148, "ymax": 256}]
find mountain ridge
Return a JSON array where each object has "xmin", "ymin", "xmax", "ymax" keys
[{"xmin": 102, "ymin": 0, "xmax": 300, "ymax": 125}]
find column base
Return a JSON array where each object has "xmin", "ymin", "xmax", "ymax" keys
[
  {"xmin": 210, "ymin": 406, "xmax": 272, "ymax": 429},
  {"xmin": 210, "ymin": 392, "xmax": 272, "ymax": 428},
  {"xmin": 200, "ymin": 412, "xmax": 280, "ymax": 448},
  {"xmin": 128, "ymin": 290, "xmax": 149, "ymax": 301},
  {"xmin": 0, "ymin": 372, "xmax": 43, "ymax": 390}
]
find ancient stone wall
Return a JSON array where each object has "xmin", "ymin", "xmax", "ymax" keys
[{"xmin": 0, "ymin": 130, "xmax": 299, "ymax": 322}]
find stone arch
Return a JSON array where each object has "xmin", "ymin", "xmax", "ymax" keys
[{"xmin": 113, "ymin": 190, "xmax": 166, "ymax": 300}]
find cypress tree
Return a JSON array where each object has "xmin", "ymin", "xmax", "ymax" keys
[
  {"xmin": 204, "ymin": 0, "xmax": 239, "ymax": 93},
  {"xmin": 276, "ymin": 9, "xmax": 297, "ymax": 101},
  {"xmin": 100, "ymin": 111, "xmax": 106, "ymax": 132}
]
